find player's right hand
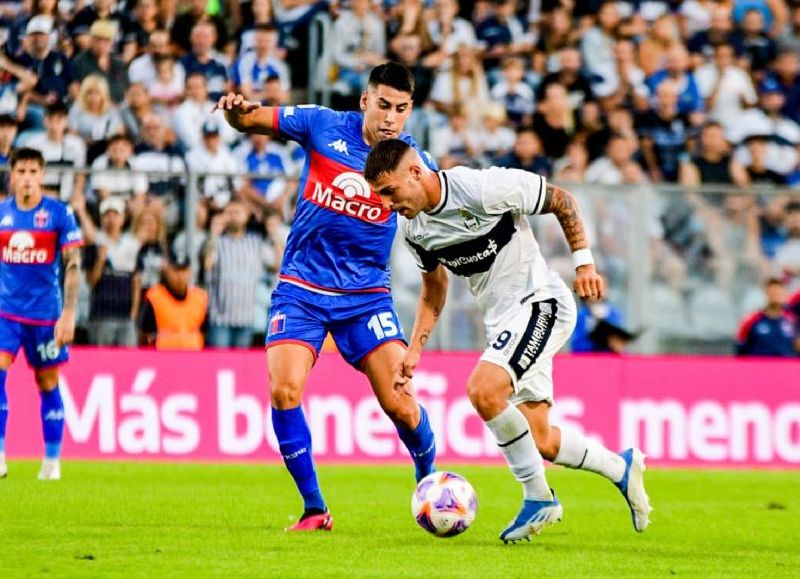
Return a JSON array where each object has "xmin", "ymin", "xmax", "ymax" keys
[
  {"xmin": 212, "ymin": 92, "xmax": 261, "ymax": 115},
  {"xmin": 393, "ymin": 349, "xmax": 420, "ymax": 397}
]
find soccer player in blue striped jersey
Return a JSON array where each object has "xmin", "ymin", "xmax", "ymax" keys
[
  {"xmin": 0, "ymin": 148, "xmax": 83, "ymax": 480},
  {"xmin": 216, "ymin": 63, "xmax": 438, "ymax": 531}
]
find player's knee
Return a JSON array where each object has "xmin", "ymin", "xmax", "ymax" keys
[
  {"xmin": 34, "ymin": 371, "xmax": 59, "ymax": 392},
  {"xmin": 467, "ymin": 382, "xmax": 506, "ymax": 421},
  {"xmin": 270, "ymin": 380, "xmax": 304, "ymax": 409}
]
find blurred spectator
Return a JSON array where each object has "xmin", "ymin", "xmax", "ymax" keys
[
  {"xmin": 645, "ymin": 44, "xmax": 704, "ymax": 122},
  {"xmin": 532, "ymin": 83, "xmax": 575, "ymax": 160},
  {"xmin": 774, "ymin": 202, "xmax": 800, "ymax": 289},
  {"xmin": 637, "ymin": 13, "xmax": 681, "ymax": 77},
  {"xmin": 472, "ymin": 103, "xmax": 515, "ymax": 163},
  {"xmin": 72, "ymin": 19, "xmax": 129, "ymax": 104},
  {"xmin": 203, "ymin": 200, "xmax": 277, "ymax": 348},
  {"xmin": 139, "ymin": 256, "xmax": 208, "ymax": 350},
  {"xmin": 173, "ymin": 72, "xmax": 236, "ymax": 150},
  {"xmin": 495, "ymin": 126, "xmax": 551, "ymax": 176},
  {"xmin": 732, "ymin": 0, "xmax": 789, "ymax": 37},
  {"xmin": 0, "ymin": 115, "xmax": 16, "ymax": 196},
  {"xmin": 68, "ymin": 0, "xmax": 132, "ymax": 55},
  {"xmin": 392, "ymin": 34, "xmax": 435, "ymax": 106},
  {"xmin": 762, "ymin": 49, "xmax": 800, "ymax": 124},
  {"xmin": 429, "ymin": 44, "xmax": 490, "ymax": 129},
  {"xmin": 536, "ymin": 47, "xmax": 595, "ymax": 113},
  {"xmin": 430, "ymin": 105, "xmax": 475, "ymax": 167},
  {"xmin": 84, "ymin": 196, "xmax": 140, "ymax": 346},
  {"xmin": 147, "ymin": 54, "xmax": 185, "ymax": 110},
  {"xmin": 586, "ymin": 133, "xmax": 646, "ymax": 185},
  {"xmin": 732, "ymin": 8, "xmax": 777, "ymax": 77},
  {"xmin": 132, "ymin": 208, "xmax": 169, "ymax": 310},
  {"xmin": 90, "ymin": 134, "xmax": 148, "ymax": 208},
  {"xmin": 593, "ymin": 38, "xmax": 648, "ymax": 110},
  {"xmin": 760, "ymin": 195, "xmax": 790, "ymax": 259},
  {"xmin": 427, "ymin": 0, "xmax": 477, "ymax": 58},
  {"xmin": 490, "ymin": 56, "xmax": 535, "ymax": 127},
  {"xmin": 27, "ymin": 102, "xmax": 87, "ymax": 201},
  {"xmin": 232, "ymin": 24, "xmax": 290, "ymax": 101},
  {"xmin": 571, "ymin": 297, "xmax": 632, "ymax": 354},
  {"xmin": 736, "ymin": 277, "xmax": 797, "ymax": 356},
  {"xmin": 14, "ymin": 15, "xmax": 77, "ymax": 127},
  {"xmin": 687, "ymin": 4, "xmax": 737, "ymax": 66},
  {"xmin": 637, "ymin": 79, "xmax": 693, "ymax": 182},
  {"xmin": 120, "ymin": 82, "xmax": 162, "ymax": 143},
  {"xmin": 778, "ymin": 3, "xmax": 800, "ymax": 54},
  {"xmin": 272, "ymin": 0, "xmax": 330, "ymax": 89},
  {"xmin": 172, "ymin": 202, "xmax": 209, "ymax": 266},
  {"xmin": 679, "ymin": 121, "xmax": 749, "ymax": 187},
  {"xmin": 533, "ymin": 7, "xmax": 576, "ymax": 74},
  {"xmin": 180, "ymin": 21, "xmax": 230, "ymax": 101},
  {"xmin": 171, "ymin": 0, "xmax": 229, "ymax": 54},
  {"xmin": 695, "ymin": 43, "xmax": 757, "ymax": 131},
  {"xmin": 185, "ymin": 121, "xmax": 243, "ymax": 210},
  {"xmin": 331, "ymin": 0, "xmax": 385, "ymax": 97},
  {"xmin": 125, "ymin": 0, "xmax": 161, "ymax": 61},
  {"xmin": 553, "ymin": 141, "xmax": 589, "ymax": 183},
  {"xmin": 581, "ymin": 0, "xmax": 621, "ymax": 79},
  {"xmin": 133, "ymin": 112, "xmax": 185, "ymax": 225},
  {"xmin": 0, "ymin": 49, "xmax": 37, "ymax": 119},
  {"xmin": 129, "ymin": 29, "xmax": 184, "ymax": 87},
  {"xmin": 475, "ymin": 0, "xmax": 533, "ymax": 75},
  {"xmin": 743, "ymin": 134, "xmax": 788, "ymax": 184},
  {"xmin": 237, "ymin": 0, "xmax": 275, "ymax": 54},
  {"xmin": 68, "ymin": 75, "xmax": 124, "ymax": 157}
]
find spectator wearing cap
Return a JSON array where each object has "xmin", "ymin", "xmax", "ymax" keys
[
  {"xmin": 231, "ymin": 24, "xmax": 290, "ymax": 102},
  {"xmin": 731, "ymin": 8, "xmax": 777, "ymax": 78},
  {"xmin": 184, "ymin": 121, "xmax": 244, "ymax": 210},
  {"xmin": 736, "ymin": 278, "xmax": 798, "ymax": 357},
  {"xmin": 761, "ymin": 49, "xmax": 800, "ymax": 124},
  {"xmin": 0, "ymin": 115, "xmax": 17, "ymax": 197},
  {"xmin": 90, "ymin": 134, "xmax": 148, "ymax": 209},
  {"xmin": 173, "ymin": 72, "xmax": 236, "ymax": 151},
  {"xmin": 331, "ymin": 0, "xmax": 385, "ymax": 97},
  {"xmin": 13, "ymin": 15, "xmax": 77, "ymax": 127},
  {"xmin": 72, "ymin": 19, "xmax": 130, "ymax": 103},
  {"xmin": 84, "ymin": 196, "xmax": 141, "ymax": 347},
  {"xmin": 179, "ymin": 21, "xmax": 230, "ymax": 101},
  {"xmin": 694, "ymin": 43, "xmax": 757, "ymax": 131},
  {"xmin": 26, "ymin": 102, "xmax": 87, "ymax": 202},
  {"xmin": 139, "ymin": 255, "xmax": 208, "ymax": 350}
]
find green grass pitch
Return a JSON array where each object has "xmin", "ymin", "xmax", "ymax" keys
[{"xmin": 1, "ymin": 461, "xmax": 798, "ymax": 577}]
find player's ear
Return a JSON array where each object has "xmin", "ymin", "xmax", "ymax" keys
[{"xmin": 359, "ymin": 91, "xmax": 368, "ymax": 112}]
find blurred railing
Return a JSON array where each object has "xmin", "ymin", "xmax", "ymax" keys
[{"xmin": 1, "ymin": 165, "xmax": 795, "ymax": 354}]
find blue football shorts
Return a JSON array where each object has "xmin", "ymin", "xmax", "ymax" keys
[
  {"xmin": 0, "ymin": 315, "xmax": 69, "ymax": 368},
  {"xmin": 265, "ymin": 282, "xmax": 406, "ymax": 369}
]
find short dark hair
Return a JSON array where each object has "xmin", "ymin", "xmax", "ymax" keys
[
  {"xmin": 368, "ymin": 61, "xmax": 415, "ymax": 95},
  {"xmin": 45, "ymin": 101, "xmax": 69, "ymax": 116},
  {"xmin": 254, "ymin": 23, "xmax": 277, "ymax": 33},
  {"xmin": 10, "ymin": 147, "xmax": 45, "ymax": 168},
  {"xmin": 364, "ymin": 138, "xmax": 412, "ymax": 184},
  {"xmin": 107, "ymin": 134, "xmax": 133, "ymax": 147},
  {"xmin": 765, "ymin": 277, "xmax": 785, "ymax": 289},
  {"xmin": 0, "ymin": 114, "xmax": 17, "ymax": 127}
]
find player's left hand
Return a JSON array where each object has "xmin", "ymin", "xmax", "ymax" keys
[
  {"xmin": 574, "ymin": 265, "xmax": 605, "ymax": 300},
  {"xmin": 54, "ymin": 312, "xmax": 76, "ymax": 348}
]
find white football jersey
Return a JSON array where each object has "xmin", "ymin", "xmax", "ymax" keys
[{"xmin": 402, "ymin": 166, "xmax": 571, "ymax": 332}]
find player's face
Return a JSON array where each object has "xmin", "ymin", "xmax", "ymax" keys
[
  {"xmin": 9, "ymin": 160, "xmax": 44, "ymax": 197},
  {"xmin": 371, "ymin": 162, "xmax": 427, "ymax": 219},
  {"xmin": 361, "ymin": 84, "xmax": 413, "ymax": 146}
]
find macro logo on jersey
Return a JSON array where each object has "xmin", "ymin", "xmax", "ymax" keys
[
  {"xmin": 304, "ymin": 151, "xmax": 391, "ymax": 224},
  {"xmin": 0, "ymin": 230, "xmax": 57, "ymax": 264}
]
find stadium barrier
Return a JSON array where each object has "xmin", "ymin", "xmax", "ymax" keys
[{"xmin": 4, "ymin": 348, "xmax": 799, "ymax": 467}]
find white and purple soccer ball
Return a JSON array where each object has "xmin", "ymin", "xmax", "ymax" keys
[{"xmin": 411, "ymin": 471, "xmax": 477, "ymax": 537}]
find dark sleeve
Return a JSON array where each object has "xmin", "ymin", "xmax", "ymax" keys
[
  {"xmin": 405, "ymin": 238, "xmax": 440, "ymax": 273},
  {"xmin": 139, "ymin": 296, "xmax": 156, "ymax": 333},
  {"xmin": 82, "ymin": 243, "xmax": 98, "ymax": 271}
]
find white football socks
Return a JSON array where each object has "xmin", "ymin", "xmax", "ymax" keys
[
  {"xmin": 554, "ymin": 426, "xmax": 625, "ymax": 483},
  {"xmin": 486, "ymin": 405, "xmax": 553, "ymax": 501}
]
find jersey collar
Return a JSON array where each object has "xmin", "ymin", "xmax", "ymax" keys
[{"xmin": 427, "ymin": 171, "xmax": 449, "ymax": 216}]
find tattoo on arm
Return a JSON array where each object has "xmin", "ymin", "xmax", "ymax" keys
[
  {"xmin": 541, "ymin": 183, "xmax": 588, "ymax": 252},
  {"xmin": 62, "ymin": 247, "xmax": 81, "ymax": 312}
]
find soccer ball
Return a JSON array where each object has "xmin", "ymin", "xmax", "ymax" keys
[{"xmin": 411, "ymin": 471, "xmax": 477, "ymax": 537}]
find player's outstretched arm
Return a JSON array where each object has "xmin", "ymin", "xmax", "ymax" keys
[
  {"xmin": 213, "ymin": 92, "xmax": 276, "ymax": 135},
  {"xmin": 55, "ymin": 247, "xmax": 81, "ymax": 347},
  {"xmin": 540, "ymin": 182, "xmax": 605, "ymax": 300},
  {"xmin": 396, "ymin": 265, "xmax": 449, "ymax": 392}
]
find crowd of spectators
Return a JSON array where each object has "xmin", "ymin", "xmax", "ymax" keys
[{"xmin": 0, "ymin": 0, "xmax": 798, "ymax": 353}]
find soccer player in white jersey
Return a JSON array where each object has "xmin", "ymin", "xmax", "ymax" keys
[{"xmin": 363, "ymin": 139, "xmax": 652, "ymax": 543}]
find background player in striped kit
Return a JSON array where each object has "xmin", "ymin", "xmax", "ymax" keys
[
  {"xmin": 215, "ymin": 63, "xmax": 438, "ymax": 531},
  {"xmin": 363, "ymin": 139, "xmax": 652, "ymax": 543}
]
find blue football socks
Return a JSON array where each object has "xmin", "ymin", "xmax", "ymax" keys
[
  {"xmin": 396, "ymin": 405, "xmax": 437, "ymax": 482},
  {"xmin": 0, "ymin": 369, "xmax": 7, "ymax": 454},
  {"xmin": 271, "ymin": 406, "xmax": 326, "ymax": 513},
  {"xmin": 40, "ymin": 387, "xmax": 64, "ymax": 460}
]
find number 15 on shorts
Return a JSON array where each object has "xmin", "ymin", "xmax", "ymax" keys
[{"xmin": 367, "ymin": 312, "xmax": 399, "ymax": 340}]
